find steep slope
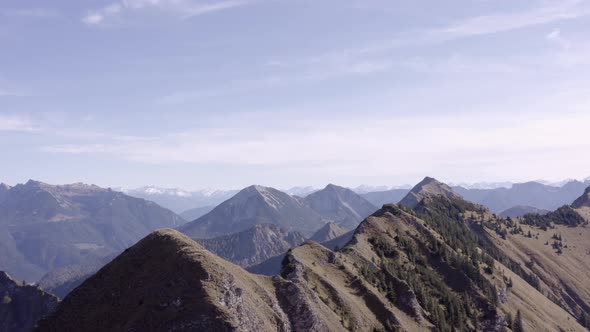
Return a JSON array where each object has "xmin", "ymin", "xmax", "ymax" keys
[
  {"xmin": 303, "ymin": 184, "xmax": 377, "ymax": 229},
  {"xmin": 453, "ymin": 179, "xmax": 590, "ymax": 213},
  {"xmin": 179, "ymin": 185, "xmax": 324, "ymax": 238},
  {"xmin": 309, "ymin": 222, "xmax": 348, "ymax": 243},
  {"xmin": 0, "ymin": 183, "xmax": 10, "ymax": 203},
  {"xmin": 0, "ymin": 271, "xmax": 58, "ymax": 332},
  {"xmin": 399, "ymin": 177, "xmax": 460, "ymax": 209},
  {"xmin": 248, "ymin": 227, "xmax": 353, "ymax": 276},
  {"xmin": 0, "ymin": 180, "xmax": 185, "ymax": 282},
  {"xmin": 195, "ymin": 224, "xmax": 306, "ymax": 267},
  {"xmin": 361, "ymin": 189, "xmax": 410, "ymax": 207},
  {"xmin": 499, "ymin": 205, "xmax": 549, "ymax": 218},
  {"xmin": 180, "ymin": 205, "xmax": 214, "ymax": 221},
  {"xmin": 572, "ymin": 186, "xmax": 590, "ymax": 209},
  {"xmin": 36, "ymin": 229, "xmax": 291, "ymax": 332}
]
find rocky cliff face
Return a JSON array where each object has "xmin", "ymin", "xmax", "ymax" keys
[
  {"xmin": 195, "ymin": 224, "xmax": 306, "ymax": 267},
  {"xmin": 0, "ymin": 271, "xmax": 58, "ymax": 332}
]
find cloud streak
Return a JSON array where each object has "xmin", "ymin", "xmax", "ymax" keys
[
  {"xmin": 0, "ymin": 115, "xmax": 37, "ymax": 132},
  {"xmin": 41, "ymin": 108, "xmax": 590, "ymax": 183},
  {"xmin": 82, "ymin": 0, "xmax": 252, "ymax": 25}
]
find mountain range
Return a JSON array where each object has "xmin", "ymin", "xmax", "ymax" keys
[
  {"xmin": 123, "ymin": 186, "xmax": 238, "ymax": 214},
  {"xmin": 35, "ymin": 177, "xmax": 590, "ymax": 331},
  {"xmin": 180, "ymin": 184, "xmax": 374, "ymax": 239},
  {"xmin": 0, "ymin": 180, "xmax": 184, "ymax": 282},
  {"xmin": 454, "ymin": 179, "xmax": 590, "ymax": 213}
]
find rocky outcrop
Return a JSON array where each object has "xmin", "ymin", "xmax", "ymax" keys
[
  {"xmin": 0, "ymin": 271, "xmax": 58, "ymax": 332},
  {"xmin": 399, "ymin": 177, "xmax": 460, "ymax": 209}
]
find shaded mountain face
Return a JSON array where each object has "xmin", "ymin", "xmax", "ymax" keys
[
  {"xmin": 124, "ymin": 186, "xmax": 237, "ymax": 213},
  {"xmin": 37, "ymin": 254, "xmax": 117, "ymax": 300},
  {"xmin": 0, "ymin": 183, "xmax": 10, "ymax": 203},
  {"xmin": 179, "ymin": 205, "xmax": 214, "ymax": 221},
  {"xmin": 499, "ymin": 205, "xmax": 550, "ymax": 218},
  {"xmin": 0, "ymin": 180, "xmax": 185, "ymax": 282},
  {"xmin": 453, "ymin": 179, "xmax": 590, "ymax": 213},
  {"xmin": 179, "ymin": 185, "xmax": 325, "ymax": 238},
  {"xmin": 303, "ymin": 184, "xmax": 377, "ymax": 229},
  {"xmin": 0, "ymin": 271, "xmax": 58, "ymax": 332},
  {"xmin": 36, "ymin": 229, "xmax": 294, "ymax": 332},
  {"xmin": 399, "ymin": 176, "xmax": 460, "ymax": 209},
  {"xmin": 309, "ymin": 222, "xmax": 348, "ymax": 243},
  {"xmin": 360, "ymin": 189, "xmax": 410, "ymax": 207},
  {"xmin": 194, "ymin": 224, "xmax": 306, "ymax": 267}
]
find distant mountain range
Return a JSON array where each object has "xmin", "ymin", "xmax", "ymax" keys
[
  {"xmin": 453, "ymin": 179, "xmax": 590, "ymax": 213},
  {"xmin": 0, "ymin": 180, "xmax": 185, "ymax": 282},
  {"xmin": 179, "ymin": 205, "xmax": 215, "ymax": 221},
  {"xmin": 179, "ymin": 184, "xmax": 375, "ymax": 238},
  {"xmin": 122, "ymin": 177, "xmax": 590, "ymax": 216},
  {"xmin": 499, "ymin": 205, "xmax": 549, "ymax": 218},
  {"xmin": 36, "ymin": 178, "xmax": 590, "ymax": 331},
  {"xmin": 122, "ymin": 186, "xmax": 238, "ymax": 213}
]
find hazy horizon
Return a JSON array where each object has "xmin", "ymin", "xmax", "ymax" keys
[
  {"xmin": 2, "ymin": 0, "xmax": 590, "ymax": 189},
  {"xmin": 2, "ymin": 175, "xmax": 589, "ymax": 192}
]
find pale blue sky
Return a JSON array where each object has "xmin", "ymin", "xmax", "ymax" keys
[{"xmin": 1, "ymin": 0, "xmax": 590, "ymax": 189}]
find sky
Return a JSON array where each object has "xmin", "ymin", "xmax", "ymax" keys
[{"xmin": 1, "ymin": 0, "xmax": 590, "ymax": 190}]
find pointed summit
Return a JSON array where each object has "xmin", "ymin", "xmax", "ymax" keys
[
  {"xmin": 399, "ymin": 177, "xmax": 460, "ymax": 209},
  {"xmin": 179, "ymin": 185, "xmax": 323, "ymax": 238},
  {"xmin": 36, "ymin": 229, "xmax": 291, "ymax": 331},
  {"xmin": 303, "ymin": 184, "xmax": 377, "ymax": 229},
  {"xmin": 572, "ymin": 186, "xmax": 590, "ymax": 208}
]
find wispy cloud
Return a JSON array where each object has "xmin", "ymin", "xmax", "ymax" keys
[
  {"xmin": 82, "ymin": 0, "xmax": 253, "ymax": 26},
  {"xmin": 323, "ymin": 0, "xmax": 590, "ymax": 57},
  {"xmin": 0, "ymin": 115, "xmax": 37, "ymax": 132},
  {"xmin": 156, "ymin": 57, "xmax": 392, "ymax": 103},
  {"xmin": 41, "ymin": 109, "xmax": 590, "ymax": 183}
]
